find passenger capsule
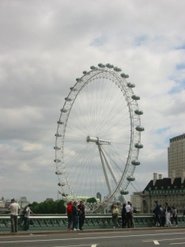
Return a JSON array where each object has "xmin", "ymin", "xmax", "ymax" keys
[
  {"xmin": 121, "ymin": 73, "xmax": 129, "ymax": 78},
  {"xmin": 55, "ymin": 171, "xmax": 62, "ymax": 175},
  {"xmin": 98, "ymin": 63, "xmax": 105, "ymax": 68},
  {"xmin": 127, "ymin": 82, "xmax": 135, "ymax": 88},
  {"xmin": 70, "ymin": 87, "xmax": 78, "ymax": 91},
  {"xmin": 134, "ymin": 110, "xmax": 143, "ymax": 115},
  {"xmin": 54, "ymin": 159, "xmax": 61, "ymax": 163},
  {"xmin": 61, "ymin": 108, "xmax": 67, "ymax": 113},
  {"xmin": 54, "ymin": 146, "xmax": 61, "ymax": 150},
  {"xmin": 57, "ymin": 121, "xmax": 64, "ymax": 125},
  {"xmin": 132, "ymin": 95, "xmax": 140, "ymax": 100},
  {"xmin": 136, "ymin": 126, "xmax": 144, "ymax": 131},
  {"xmin": 114, "ymin": 67, "xmax": 122, "ymax": 72},
  {"xmin": 55, "ymin": 133, "xmax": 62, "ymax": 137},
  {"xmin": 120, "ymin": 190, "xmax": 129, "ymax": 195},
  {"xmin": 62, "ymin": 193, "xmax": 67, "ymax": 197},
  {"xmin": 65, "ymin": 97, "xmax": 72, "ymax": 101},
  {"xmin": 135, "ymin": 143, "xmax": 143, "ymax": 149},
  {"xmin": 127, "ymin": 176, "xmax": 135, "ymax": 182},
  {"xmin": 58, "ymin": 182, "xmax": 65, "ymax": 187},
  {"xmin": 106, "ymin": 63, "xmax": 114, "ymax": 69},
  {"xmin": 131, "ymin": 160, "xmax": 140, "ymax": 166}
]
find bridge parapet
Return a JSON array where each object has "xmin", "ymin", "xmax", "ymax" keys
[{"xmin": 0, "ymin": 214, "xmax": 185, "ymax": 232}]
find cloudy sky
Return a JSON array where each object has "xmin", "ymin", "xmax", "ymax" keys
[{"xmin": 0, "ymin": 0, "xmax": 185, "ymax": 203}]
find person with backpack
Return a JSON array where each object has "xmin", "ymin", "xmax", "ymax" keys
[{"xmin": 66, "ymin": 201, "xmax": 73, "ymax": 231}]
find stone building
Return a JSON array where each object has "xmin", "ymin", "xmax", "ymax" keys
[{"xmin": 142, "ymin": 173, "xmax": 185, "ymax": 214}]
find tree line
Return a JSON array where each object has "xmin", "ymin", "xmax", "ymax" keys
[
  {"xmin": 29, "ymin": 197, "xmax": 96, "ymax": 214},
  {"xmin": 30, "ymin": 199, "xmax": 66, "ymax": 214}
]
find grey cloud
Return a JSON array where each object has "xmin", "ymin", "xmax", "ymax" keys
[{"xmin": 0, "ymin": 0, "xmax": 185, "ymax": 201}]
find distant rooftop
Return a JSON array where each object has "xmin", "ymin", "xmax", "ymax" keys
[
  {"xmin": 143, "ymin": 177, "xmax": 185, "ymax": 192},
  {"xmin": 170, "ymin": 133, "xmax": 185, "ymax": 143}
]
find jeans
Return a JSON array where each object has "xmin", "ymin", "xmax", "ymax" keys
[{"xmin": 10, "ymin": 215, "xmax": 18, "ymax": 232}]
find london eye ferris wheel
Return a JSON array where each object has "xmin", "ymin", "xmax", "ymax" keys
[{"xmin": 54, "ymin": 63, "xmax": 144, "ymax": 208}]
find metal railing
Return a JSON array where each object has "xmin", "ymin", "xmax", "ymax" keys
[{"xmin": 0, "ymin": 214, "xmax": 185, "ymax": 232}]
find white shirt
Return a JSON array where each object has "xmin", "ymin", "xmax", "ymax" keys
[
  {"xmin": 9, "ymin": 202, "xmax": 20, "ymax": 216},
  {"xmin": 25, "ymin": 206, "xmax": 31, "ymax": 218},
  {"xmin": 125, "ymin": 204, "xmax": 132, "ymax": 213}
]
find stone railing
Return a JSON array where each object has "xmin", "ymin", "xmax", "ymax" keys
[{"xmin": 0, "ymin": 214, "xmax": 185, "ymax": 232}]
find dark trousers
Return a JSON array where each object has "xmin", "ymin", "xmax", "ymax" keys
[
  {"xmin": 67, "ymin": 214, "xmax": 73, "ymax": 230},
  {"xmin": 79, "ymin": 215, "xmax": 85, "ymax": 230},
  {"xmin": 23, "ymin": 217, "xmax": 30, "ymax": 230},
  {"xmin": 126, "ymin": 212, "xmax": 133, "ymax": 228},
  {"xmin": 10, "ymin": 215, "xmax": 18, "ymax": 232},
  {"xmin": 73, "ymin": 215, "xmax": 79, "ymax": 229},
  {"xmin": 122, "ymin": 215, "xmax": 126, "ymax": 228}
]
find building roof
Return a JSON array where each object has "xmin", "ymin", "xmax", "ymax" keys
[
  {"xmin": 143, "ymin": 177, "xmax": 185, "ymax": 192},
  {"xmin": 170, "ymin": 133, "xmax": 185, "ymax": 143}
]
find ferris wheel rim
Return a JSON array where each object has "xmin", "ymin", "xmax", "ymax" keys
[{"xmin": 54, "ymin": 63, "xmax": 144, "ymax": 205}]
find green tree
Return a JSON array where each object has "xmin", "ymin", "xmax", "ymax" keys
[
  {"xmin": 30, "ymin": 199, "xmax": 66, "ymax": 214},
  {"xmin": 86, "ymin": 197, "xmax": 97, "ymax": 203}
]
